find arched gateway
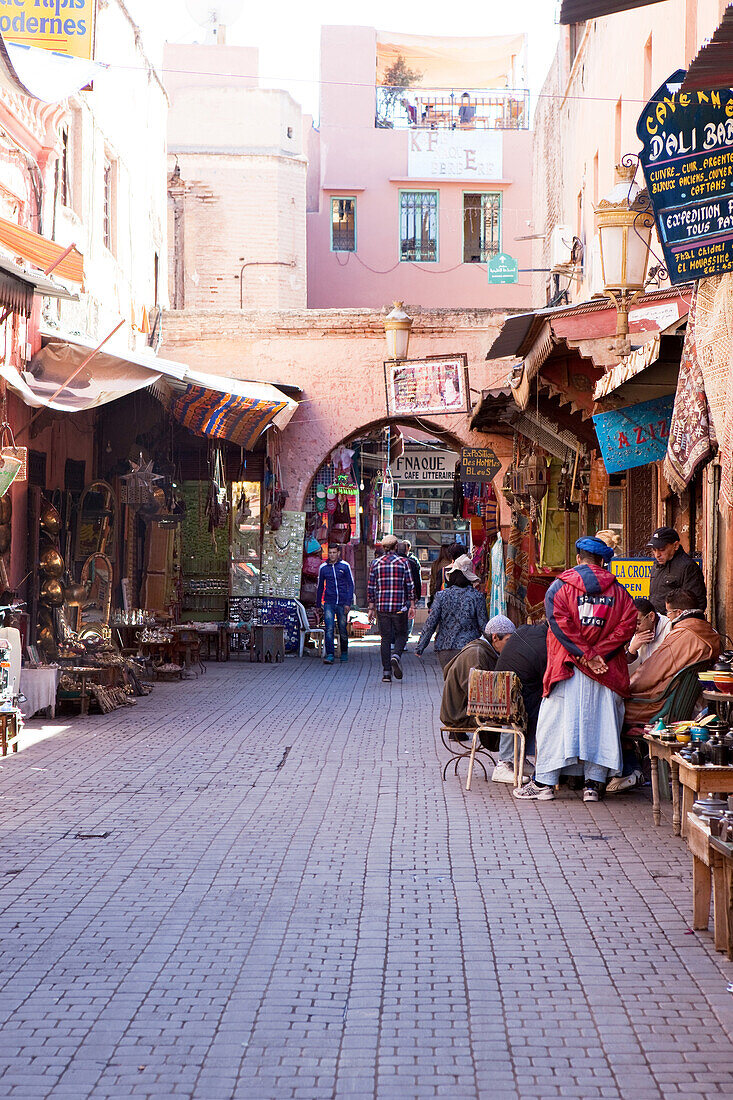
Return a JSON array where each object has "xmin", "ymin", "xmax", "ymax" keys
[{"xmin": 160, "ymin": 306, "xmax": 517, "ymax": 509}]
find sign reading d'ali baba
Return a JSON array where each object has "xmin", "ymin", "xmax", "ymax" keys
[
  {"xmin": 1, "ymin": 0, "xmax": 96, "ymax": 61},
  {"xmin": 637, "ymin": 70, "xmax": 733, "ymax": 284}
]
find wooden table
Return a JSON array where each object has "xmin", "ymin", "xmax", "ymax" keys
[
  {"xmin": 709, "ymin": 835, "xmax": 733, "ymax": 959},
  {"xmin": 686, "ymin": 812, "xmax": 731, "ymax": 953},
  {"xmin": 675, "ymin": 753, "xmax": 733, "ymax": 837},
  {"xmin": 644, "ymin": 734, "xmax": 682, "ymax": 833}
]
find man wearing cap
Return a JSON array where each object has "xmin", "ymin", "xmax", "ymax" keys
[
  {"xmin": 647, "ymin": 526, "xmax": 706, "ymax": 616},
  {"xmin": 514, "ymin": 536, "xmax": 637, "ymax": 804},
  {"xmin": 440, "ymin": 616, "xmax": 516, "ymax": 731},
  {"xmin": 367, "ymin": 534, "xmax": 415, "ymax": 683}
]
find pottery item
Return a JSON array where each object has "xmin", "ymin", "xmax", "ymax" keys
[
  {"xmin": 40, "ymin": 578, "xmax": 64, "ymax": 607},
  {"xmin": 39, "ymin": 547, "xmax": 64, "ymax": 577},
  {"xmin": 39, "ymin": 500, "xmax": 61, "ymax": 537}
]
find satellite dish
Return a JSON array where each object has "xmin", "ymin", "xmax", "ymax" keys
[{"xmin": 185, "ymin": 0, "xmax": 244, "ymax": 40}]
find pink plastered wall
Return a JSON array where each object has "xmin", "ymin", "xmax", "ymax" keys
[{"xmin": 307, "ymin": 26, "xmax": 534, "ymax": 310}]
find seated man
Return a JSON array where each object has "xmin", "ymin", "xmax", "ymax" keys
[
  {"xmin": 624, "ymin": 590, "xmax": 721, "ymax": 727},
  {"xmin": 440, "ymin": 615, "xmax": 516, "ymax": 732},
  {"xmin": 489, "ymin": 621, "xmax": 549, "ymax": 783},
  {"xmin": 626, "ymin": 597, "xmax": 671, "ymax": 672}
]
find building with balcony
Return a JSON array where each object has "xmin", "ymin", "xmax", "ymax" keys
[{"xmin": 306, "ymin": 26, "xmax": 533, "ymax": 309}]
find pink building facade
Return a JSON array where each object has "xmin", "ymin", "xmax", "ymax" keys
[{"xmin": 307, "ymin": 26, "xmax": 534, "ymax": 310}]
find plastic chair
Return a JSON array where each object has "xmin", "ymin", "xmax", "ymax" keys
[
  {"xmin": 294, "ymin": 599, "xmax": 326, "ymax": 657},
  {"xmin": 443, "ymin": 670, "xmax": 527, "ymax": 791}
]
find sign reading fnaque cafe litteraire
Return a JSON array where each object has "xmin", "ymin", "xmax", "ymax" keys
[{"xmin": 637, "ymin": 70, "xmax": 733, "ymax": 284}]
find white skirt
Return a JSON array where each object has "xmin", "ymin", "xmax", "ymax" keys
[{"xmin": 534, "ymin": 668, "xmax": 623, "ymax": 784}]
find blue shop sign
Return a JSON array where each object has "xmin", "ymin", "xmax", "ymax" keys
[
  {"xmin": 593, "ymin": 394, "xmax": 674, "ymax": 474},
  {"xmin": 637, "ymin": 70, "xmax": 733, "ymax": 285}
]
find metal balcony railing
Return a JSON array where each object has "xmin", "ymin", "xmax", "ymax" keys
[{"xmin": 375, "ymin": 86, "xmax": 530, "ymax": 131}]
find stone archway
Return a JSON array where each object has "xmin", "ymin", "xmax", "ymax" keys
[{"xmin": 160, "ymin": 305, "xmax": 517, "ymax": 510}]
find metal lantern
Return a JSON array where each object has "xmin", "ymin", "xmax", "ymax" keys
[
  {"xmin": 594, "ymin": 160, "xmax": 653, "ymax": 342},
  {"xmin": 383, "ymin": 301, "xmax": 412, "ymax": 361},
  {"xmin": 523, "ymin": 452, "xmax": 549, "ymax": 502},
  {"xmin": 511, "ymin": 461, "xmax": 526, "ymax": 500},
  {"xmin": 500, "ymin": 467, "xmax": 515, "ymax": 506}
]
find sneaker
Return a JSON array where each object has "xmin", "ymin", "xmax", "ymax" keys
[
  {"xmin": 391, "ymin": 655, "xmax": 403, "ymax": 680},
  {"xmin": 491, "ymin": 761, "xmax": 516, "ymax": 785},
  {"xmin": 323, "ymin": 655, "xmax": 334, "ymax": 664},
  {"xmin": 583, "ymin": 786, "xmax": 600, "ymax": 803},
  {"xmin": 340, "ymin": 654, "xmax": 348, "ymax": 663},
  {"xmin": 513, "ymin": 778, "xmax": 554, "ymax": 801},
  {"xmin": 382, "ymin": 672, "xmax": 392, "ymax": 683},
  {"xmin": 606, "ymin": 769, "xmax": 642, "ymax": 794}
]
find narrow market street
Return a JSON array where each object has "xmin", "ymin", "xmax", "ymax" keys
[{"xmin": 0, "ymin": 647, "xmax": 731, "ymax": 1100}]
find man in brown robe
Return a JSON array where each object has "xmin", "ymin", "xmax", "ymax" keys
[
  {"xmin": 624, "ymin": 591, "xmax": 720, "ymax": 726},
  {"xmin": 440, "ymin": 616, "xmax": 515, "ymax": 730}
]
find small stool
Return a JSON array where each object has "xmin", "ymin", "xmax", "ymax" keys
[
  {"xmin": 0, "ymin": 710, "xmax": 20, "ymax": 755},
  {"xmin": 252, "ymin": 625, "xmax": 285, "ymax": 663}
]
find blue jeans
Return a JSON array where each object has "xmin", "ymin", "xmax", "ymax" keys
[{"xmin": 324, "ymin": 603, "xmax": 348, "ymax": 658}]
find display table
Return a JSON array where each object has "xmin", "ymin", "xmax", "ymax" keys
[
  {"xmin": 685, "ymin": 813, "xmax": 731, "ymax": 953},
  {"xmin": 675, "ymin": 754, "xmax": 733, "ymax": 837},
  {"xmin": 709, "ymin": 835, "xmax": 733, "ymax": 960},
  {"xmin": 644, "ymin": 734, "xmax": 681, "ymax": 833},
  {"xmin": 20, "ymin": 666, "xmax": 60, "ymax": 719},
  {"xmin": 58, "ymin": 667, "xmax": 105, "ymax": 718}
]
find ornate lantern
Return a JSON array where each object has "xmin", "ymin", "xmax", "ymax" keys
[{"xmin": 523, "ymin": 451, "xmax": 549, "ymax": 503}]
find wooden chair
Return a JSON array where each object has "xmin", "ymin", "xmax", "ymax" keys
[
  {"xmin": 172, "ymin": 629, "xmax": 205, "ymax": 676},
  {"xmin": 464, "ymin": 669, "xmax": 527, "ymax": 791}
]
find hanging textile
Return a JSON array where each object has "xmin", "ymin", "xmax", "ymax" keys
[
  {"xmin": 664, "ymin": 289, "xmax": 718, "ymax": 497},
  {"xmin": 490, "ymin": 534, "xmax": 506, "ymax": 618},
  {"xmin": 506, "ymin": 511, "xmax": 530, "ymax": 623}
]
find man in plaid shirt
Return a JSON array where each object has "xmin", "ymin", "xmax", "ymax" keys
[{"xmin": 367, "ymin": 534, "xmax": 415, "ymax": 683}]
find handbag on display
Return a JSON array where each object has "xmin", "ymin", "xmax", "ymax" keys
[
  {"xmin": 305, "ymin": 536, "xmax": 322, "ymax": 555},
  {"xmin": 302, "ymin": 553, "xmax": 323, "ymax": 578},
  {"xmin": 300, "ymin": 578, "xmax": 317, "ymax": 605}
]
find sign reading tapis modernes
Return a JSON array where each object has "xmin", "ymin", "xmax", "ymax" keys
[
  {"xmin": 593, "ymin": 394, "xmax": 675, "ymax": 474},
  {"xmin": 637, "ymin": 71, "xmax": 733, "ymax": 285}
]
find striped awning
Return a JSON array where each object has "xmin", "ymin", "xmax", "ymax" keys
[
  {"xmin": 164, "ymin": 373, "xmax": 296, "ymax": 448},
  {"xmin": 0, "ymin": 215, "xmax": 83, "ymax": 285}
]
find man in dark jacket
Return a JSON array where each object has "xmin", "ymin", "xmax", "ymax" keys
[
  {"xmin": 316, "ymin": 545, "xmax": 355, "ymax": 665},
  {"xmin": 647, "ymin": 526, "xmax": 706, "ymax": 615},
  {"xmin": 490, "ymin": 621, "xmax": 549, "ymax": 783},
  {"xmin": 397, "ymin": 539, "xmax": 423, "ymax": 638},
  {"xmin": 440, "ymin": 616, "xmax": 515, "ymax": 730}
]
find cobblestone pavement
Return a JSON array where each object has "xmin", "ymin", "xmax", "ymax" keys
[{"xmin": 1, "ymin": 643, "xmax": 733, "ymax": 1100}]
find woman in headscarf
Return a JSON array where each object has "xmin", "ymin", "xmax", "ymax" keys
[{"xmin": 417, "ymin": 554, "xmax": 489, "ymax": 670}]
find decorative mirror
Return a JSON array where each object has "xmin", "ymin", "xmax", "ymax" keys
[
  {"xmin": 75, "ymin": 481, "xmax": 116, "ymax": 564},
  {"xmin": 79, "ymin": 553, "xmax": 113, "ymax": 632}
]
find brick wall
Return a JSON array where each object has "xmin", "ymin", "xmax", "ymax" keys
[{"xmin": 167, "ymin": 152, "xmax": 306, "ymax": 310}]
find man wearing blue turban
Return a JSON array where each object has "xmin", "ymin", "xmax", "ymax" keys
[{"xmin": 514, "ymin": 536, "xmax": 637, "ymax": 804}]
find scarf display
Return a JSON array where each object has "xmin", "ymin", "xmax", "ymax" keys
[{"xmin": 664, "ymin": 289, "xmax": 718, "ymax": 497}]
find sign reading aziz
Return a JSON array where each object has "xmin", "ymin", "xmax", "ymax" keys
[
  {"xmin": 408, "ymin": 131, "xmax": 502, "ymax": 181},
  {"xmin": 637, "ymin": 69, "xmax": 733, "ymax": 284},
  {"xmin": 1, "ymin": 0, "xmax": 96, "ymax": 61}
]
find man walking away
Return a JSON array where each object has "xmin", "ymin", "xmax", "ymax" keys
[
  {"xmin": 647, "ymin": 526, "xmax": 706, "ymax": 615},
  {"xmin": 316, "ymin": 545, "xmax": 354, "ymax": 665},
  {"xmin": 514, "ymin": 536, "xmax": 636, "ymax": 804},
  {"xmin": 368, "ymin": 533, "xmax": 415, "ymax": 683},
  {"xmin": 397, "ymin": 539, "xmax": 423, "ymax": 637}
]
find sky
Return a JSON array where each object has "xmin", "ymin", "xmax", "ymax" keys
[{"xmin": 125, "ymin": 0, "xmax": 561, "ymax": 120}]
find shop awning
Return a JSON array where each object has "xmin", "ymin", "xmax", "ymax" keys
[
  {"xmin": 0, "ymin": 251, "xmax": 79, "ymax": 313},
  {"xmin": 558, "ymin": 0, "xmax": 668, "ymax": 23},
  {"xmin": 593, "ymin": 330, "xmax": 684, "ymax": 408},
  {"xmin": 0, "ymin": 35, "xmax": 105, "ymax": 103},
  {"xmin": 680, "ymin": 5, "xmax": 733, "ymax": 92},
  {"xmin": 7, "ymin": 333, "xmax": 297, "ymax": 446},
  {"xmin": 155, "ymin": 368, "xmax": 297, "ymax": 449},
  {"xmin": 0, "ymin": 216, "xmax": 84, "ymax": 286}
]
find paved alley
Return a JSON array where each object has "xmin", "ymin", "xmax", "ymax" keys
[{"xmin": 1, "ymin": 645, "xmax": 732, "ymax": 1099}]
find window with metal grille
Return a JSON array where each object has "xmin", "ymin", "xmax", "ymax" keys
[
  {"xmin": 331, "ymin": 198, "xmax": 356, "ymax": 251},
  {"xmin": 399, "ymin": 191, "xmax": 438, "ymax": 262},
  {"xmin": 103, "ymin": 157, "xmax": 115, "ymax": 253},
  {"xmin": 463, "ymin": 193, "xmax": 501, "ymax": 263}
]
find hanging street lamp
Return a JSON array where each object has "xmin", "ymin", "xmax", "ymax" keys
[
  {"xmin": 594, "ymin": 159, "xmax": 654, "ymax": 353},
  {"xmin": 383, "ymin": 301, "xmax": 413, "ymax": 361}
]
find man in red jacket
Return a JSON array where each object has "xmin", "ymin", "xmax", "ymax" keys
[{"xmin": 514, "ymin": 536, "xmax": 637, "ymax": 804}]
